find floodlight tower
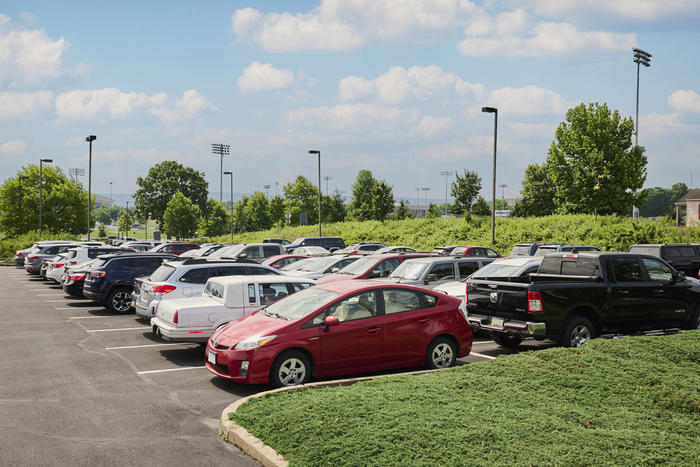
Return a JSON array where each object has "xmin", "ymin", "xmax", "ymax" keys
[
  {"xmin": 211, "ymin": 143, "xmax": 230, "ymax": 203},
  {"xmin": 632, "ymin": 48, "xmax": 652, "ymax": 146}
]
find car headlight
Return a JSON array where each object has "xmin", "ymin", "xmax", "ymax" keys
[{"xmin": 234, "ymin": 335, "xmax": 277, "ymax": 350}]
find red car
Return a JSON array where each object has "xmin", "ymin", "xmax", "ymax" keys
[
  {"xmin": 205, "ymin": 280, "xmax": 472, "ymax": 387},
  {"xmin": 262, "ymin": 254, "xmax": 310, "ymax": 269},
  {"xmin": 317, "ymin": 253, "xmax": 431, "ymax": 284},
  {"xmin": 450, "ymin": 246, "xmax": 502, "ymax": 258}
]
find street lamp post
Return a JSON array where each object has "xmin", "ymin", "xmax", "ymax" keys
[
  {"xmin": 211, "ymin": 144, "xmax": 230, "ymax": 203},
  {"xmin": 499, "ymin": 184, "xmax": 507, "ymax": 210},
  {"xmin": 39, "ymin": 158, "xmax": 53, "ymax": 235},
  {"xmin": 421, "ymin": 187, "xmax": 430, "ymax": 213},
  {"xmin": 109, "ymin": 181, "xmax": 113, "ymax": 208},
  {"xmin": 308, "ymin": 150, "xmax": 321, "ymax": 236},
  {"xmin": 85, "ymin": 135, "xmax": 96, "ymax": 240},
  {"xmin": 440, "ymin": 171, "xmax": 453, "ymax": 217},
  {"xmin": 482, "ymin": 106, "xmax": 498, "ymax": 246},
  {"xmin": 224, "ymin": 171, "xmax": 234, "ymax": 243},
  {"xmin": 264, "ymin": 184, "xmax": 271, "ymax": 198},
  {"xmin": 632, "ymin": 48, "xmax": 651, "ymax": 146},
  {"xmin": 18, "ymin": 175, "xmax": 28, "ymax": 234}
]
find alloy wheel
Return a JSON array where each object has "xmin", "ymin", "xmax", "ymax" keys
[
  {"xmin": 112, "ymin": 291, "xmax": 132, "ymax": 313},
  {"xmin": 570, "ymin": 325, "xmax": 591, "ymax": 347},
  {"xmin": 431, "ymin": 342, "xmax": 454, "ymax": 368},
  {"xmin": 278, "ymin": 358, "xmax": 307, "ymax": 386}
]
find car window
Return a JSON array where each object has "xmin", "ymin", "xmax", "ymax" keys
[
  {"xmin": 520, "ymin": 265, "xmax": 540, "ymax": 276},
  {"xmin": 311, "ymin": 290, "xmax": 378, "ymax": 325},
  {"xmin": 485, "ymin": 249, "xmax": 499, "ymax": 257},
  {"xmin": 45, "ymin": 246, "xmax": 59, "ymax": 254},
  {"xmin": 370, "ymin": 258, "xmax": 400, "ymax": 278},
  {"xmin": 611, "ymin": 257, "xmax": 644, "ymax": 282},
  {"xmin": 259, "ymin": 283, "xmax": 293, "ymax": 306},
  {"xmin": 382, "ymin": 289, "xmax": 422, "ymax": 315},
  {"xmin": 241, "ymin": 246, "xmax": 260, "ymax": 259},
  {"xmin": 263, "ymin": 245, "xmax": 281, "ymax": 257},
  {"xmin": 150, "ymin": 264, "xmax": 176, "ymax": 282},
  {"xmin": 210, "ymin": 265, "xmax": 245, "ymax": 277},
  {"xmin": 292, "ymin": 283, "xmax": 314, "ymax": 292},
  {"xmin": 179, "ymin": 267, "xmax": 209, "ymax": 284},
  {"xmin": 248, "ymin": 284, "xmax": 257, "ymax": 304},
  {"xmin": 420, "ymin": 292, "xmax": 438, "ymax": 308},
  {"xmin": 427, "ymin": 263, "xmax": 456, "ymax": 281},
  {"xmin": 641, "ymin": 258, "xmax": 673, "ymax": 281},
  {"xmin": 161, "ymin": 245, "xmax": 174, "ymax": 253},
  {"xmin": 139, "ymin": 257, "xmax": 167, "ymax": 270},
  {"xmin": 334, "ymin": 257, "xmax": 358, "ymax": 271},
  {"xmin": 458, "ymin": 262, "xmax": 479, "ymax": 278},
  {"xmin": 679, "ymin": 246, "xmax": 696, "ymax": 257},
  {"xmin": 452, "ymin": 247, "xmax": 466, "ymax": 256},
  {"xmin": 246, "ymin": 266, "xmax": 278, "ymax": 275},
  {"xmin": 204, "ymin": 281, "xmax": 224, "ymax": 299}
]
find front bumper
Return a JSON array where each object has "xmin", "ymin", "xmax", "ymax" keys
[
  {"xmin": 150, "ymin": 317, "xmax": 212, "ymax": 343},
  {"xmin": 467, "ymin": 313, "xmax": 546, "ymax": 336},
  {"xmin": 204, "ymin": 343, "xmax": 272, "ymax": 385}
]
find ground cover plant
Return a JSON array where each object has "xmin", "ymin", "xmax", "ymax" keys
[{"xmin": 232, "ymin": 331, "xmax": 700, "ymax": 466}]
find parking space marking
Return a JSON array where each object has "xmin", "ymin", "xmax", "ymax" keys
[
  {"xmin": 86, "ymin": 327, "xmax": 148, "ymax": 333},
  {"xmin": 470, "ymin": 352, "xmax": 497, "ymax": 360},
  {"xmin": 105, "ymin": 343, "xmax": 197, "ymax": 350},
  {"xmin": 471, "ymin": 341, "xmax": 495, "ymax": 345},
  {"xmin": 137, "ymin": 366, "xmax": 206, "ymax": 375},
  {"xmin": 38, "ymin": 293, "xmax": 66, "ymax": 296},
  {"xmin": 55, "ymin": 307, "xmax": 93, "ymax": 310},
  {"xmin": 69, "ymin": 316, "xmax": 133, "ymax": 320},
  {"xmin": 45, "ymin": 300, "xmax": 67, "ymax": 303}
]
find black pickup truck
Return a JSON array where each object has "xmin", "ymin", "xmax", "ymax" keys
[{"xmin": 466, "ymin": 252, "xmax": 700, "ymax": 348}]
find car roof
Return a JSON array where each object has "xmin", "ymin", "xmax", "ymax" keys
[
  {"xmin": 210, "ymin": 274, "xmax": 315, "ymax": 286},
  {"xmin": 400, "ymin": 256, "xmax": 486, "ymax": 265},
  {"xmin": 316, "ymin": 279, "xmax": 448, "ymax": 295}
]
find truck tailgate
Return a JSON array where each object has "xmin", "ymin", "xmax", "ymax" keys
[{"xmin": 467, "ymin": 279, "xmax": 531, "ymax": 320}]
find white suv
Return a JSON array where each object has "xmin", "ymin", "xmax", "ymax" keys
[{"xmin": 133, "ymin": 258, "xmax": 282, "ymax": 319}]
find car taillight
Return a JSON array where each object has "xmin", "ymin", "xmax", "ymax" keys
[
  {"xmin": 55, "ymin": 263, "xmax": 64, "ymax": 268},
  {"xmin": 69, "ymin": 260, "xmax": 77, "ymax": 265},
  {"xmin": 17, "ymin": 252, "xmax": 24, "ymax": 257},
  {"xmin": 173, "ymin": 311, "xmax": 178, "ymax": 324},
  {"xmin": 151, "ymin": 284, "xmax": 176, "ymax": 294},
  {"xmin": 28, "ymin": 256, "xmax": 39, "ymax": 260},
  {"xmin": 351, "ymin": 250, "xmax": 358, "ymax": 254},
  {"xmin": 528, "ymin": 291, "xmax": 543, "ymax": 312},
  {"xmin": 68, "ymin": 274, "xmax": 86, "ymax": 281},
  {"xmin": 91, "ymin": 271, "xmax": 106, "ymax": 279},
  {"xmin": 273, "ymin": 264, "xmax": 281, "ymax": 268}
]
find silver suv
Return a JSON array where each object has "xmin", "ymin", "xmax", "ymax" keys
[
  {"xmin": 387, "ymin": 256, "xmax": 496, "ymax": 288},
  {"xmin": 133, "ymin": 258, "xmax": 282, "ymax": 319}
]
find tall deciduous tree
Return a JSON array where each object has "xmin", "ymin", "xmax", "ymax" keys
[
  {"xmin": 244, "ymin": 192, "xmax": 272, "ymax": 231},
  {"xmin": 200, "ymin": 198, "xmax": 230, "ymax": 237},
  {"xmin": 232, "ymin": 196, "xmax": 250, "ymax": 233},
  {"xmin": 94, "ymin": 206, "xmax": 112, "ymax": 225},
  {"xmin": 450, "ymin": 170, "xmax": 482, "ymax": 214},
  {"xmin": 162, "ymin": 192, "xmax": 200, "ymax": 239},
  {"xmin": 518, "ymin": 164, "xmax": 557, "ymax": 217},
  {"xmin": 472, "ymin": 197, "xmax": 491, "ymax": 216},
  {"xmin": 117, "ymin": 209, "xmax": 133, "ymax": 237},
  {"xmin": 547, "ymin": 102, "xmax": 647, "ymax": 217},
  {"xmin": 348, "ymin": 170, "xmax": 395, "ymax": 221},
  {"xmin": 134, "ymin": 161, "xmax": 208, "ymax": 228},
  {"xmin": 283, "ymin": 176, "xmax": 318, "ymax": 226},
  {"xmin": 392, "ymin": 200, "xmax": 414, "ymax": 220},
  {"xmin": 270, "ymin": 195, "xmax": 286, "ymax": 227},
  {"xmin": 322, "ymin": 190, "xmax": 347, "ymax": 223},
  {"xmin": 427, "ymin": 203, "xmax": 441, "ymax": 219}
]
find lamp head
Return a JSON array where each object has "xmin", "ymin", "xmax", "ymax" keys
[
  {"xmin": 85, "ymin": 135, "xmax": 97, "ymax": 142},
  {"xmin": 308, "ymin": 150, "xmax": 320, "ymax": 155},
  {"xmin": 41, "ymin": 158, "xmax": 53, "ymax": 163},
  {"xmin": 481, "ymin": 107, "xmax": 497, "ymax": 113},
  {"xmin": 224, "ymin": 171, "xmax": 232, "ymax": 175}
]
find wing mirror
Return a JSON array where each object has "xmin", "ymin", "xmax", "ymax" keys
[
  {"xmin": 675, "ymin": 271, "xmax": 686, "ymax": 282},
  {"xmin": 331, "ymin": 267, "xmax": 340, "ymax": 273},
  {"xmin": 322, "ymin": 315, "xmax": 340, "ymax": 331},
  {"xmin": 237, "ymin": 253, "xmax": 247, "ymax": 259}
]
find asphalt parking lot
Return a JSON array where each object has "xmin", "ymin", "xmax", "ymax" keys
[{"xmin": 0, "ymin": 265, "xmax": 552, "ymax": 466}]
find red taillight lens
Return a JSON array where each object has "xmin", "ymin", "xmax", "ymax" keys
[
  {"xmin": 69, "ymin": 260, "xmax": 77, "ymax": 265},
  {"xmin": 91, "ymin": 271, "xmax": 106, "ymax": 279},
  {"xmin": 151, "ymin": 284, "xmax": 176, "ymax": 294},
  {"xmin": 351, "ymin": 250, "xmax": 358, "ymax": 254},
  {"xmin": 465, "ymin": 284, "xmax": 469, "ymax": 305},
  {"xmin": 17, "ymin": 252, "xmax": 24, "ymax": 257},
  {"xmin": 68, "ymin": 274, "xmax": 86, "ymax": 281},
  {"xmin": 173, "ymin": 311, "xmax": 178, "ymax": 324},
  {"xmin": 28, "ymin": 256, "xmax": 39, "ymax": 260},
  {"xmin": 528, "ymin": 291, "xmax": 543, "ymax": 312},
  {"xmin": 55, "ymin": 263, "xmax": 64, "ymax": 268}
]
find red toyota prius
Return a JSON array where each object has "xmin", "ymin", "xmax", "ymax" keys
[{"xmin": 205, "ymin": 280, "xmax": 473, "ymax": 387}]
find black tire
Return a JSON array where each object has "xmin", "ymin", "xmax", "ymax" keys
[
  {"xmin": 689, "ymin": 309, "xmax": 700, "ymax": 330},
  {"xmin": 425, "ymin": 336, "xmax": 457, "ymax": 369},
  {"xmin": 270, "ymin": 351, "xmax": 311, "ymax": 388},
  {"xmin": 492, "ymin": 333, "xmax": 523, "ymax": 349},
  {"xmin": 107, "ymin": 287, "xmax": 133, "ymax": 314},
  {"xmin": 560, "ymin": 316, "xmax": 596, "ymax": 348}
]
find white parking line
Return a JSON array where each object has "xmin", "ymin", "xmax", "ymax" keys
[
  {"xmin": 38, "ymin": 293, "xmax": 65, "ymax": 297},
  {"xmin": 471, "ymin": 341, "xmax": 495, "ymax": 345},
  {"xmin": 106, "ymin": 343, "xmax": 197, "ymax": 350},
  {"xmin": 85, "ymin": 327, "xmax": 147, "ymax": 333},
  {"xmin": 44, "ymin": 300, "xmax": 66, "ymax": 303},
  {"xmin": 470, "ymin": 352, "xmax": 497, "ymax": 360},
  {"xmin": 69, "ymin": 316, "xmax": 132, "ymax": 320},
  {"xmin": 137, "ymin": 366, "xmax": 206, "ymax": 375}
]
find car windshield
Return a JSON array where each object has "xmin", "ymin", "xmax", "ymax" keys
[
  {"xmin": 510, "ymin": 246, "xmax": 531, "ymax": 256},
  {"xmin": 262, "ymin": 287, "xmax": 340, "ymax": 321},
  {"xmin": 218, "ymin": 244, "xmax": 245, "ymax": 257},
  {"xmin": 281, "ymin": 258, "xmax": 314, "ymax": 271},
  {"xmin": 150, "ymin": 264, "xmax": 176, "ymax": 282},
  {"xmin": 472, "ymin": 262, "xmax": 523, "ymax": 278},
  {"xmin": 337, "ymin": 256, "xmax": 378, "ymax": 275},
  {"xmin": 388, "ymin": 261, "xmax": 426, "ymax": 280},
  {"xmin": 299, "ymin": 256, "xmax": 339, "ymax": 272},
  {"xmin": 534, "ymin": 247, "xmax": 558, "ymax": 257},
  {"xmin": 291, "ymin": 238, "xmax": 306, "ymax": 246}
]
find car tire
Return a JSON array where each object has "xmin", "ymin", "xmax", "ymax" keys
[
  {"xmin": 560, "ymin": 316, "xmax": 596, "ymax": 348},
  {"xmin": 689, "ymin": 309, "xmax": 700, "ymax": 330},
  {"xmin": 425, "ymin": 336, "xmax": 457, "ymax": 369},
  {"xmin": 270, "ymin": 351, "xmax": 311, "ymax": 388},
  {"xmin": 107, "ymin": 287, "xmax": 133, "ymax": 314},
  {"xmin": 492, "ymin": 333, "xmax": 523, "ymax": 348}
]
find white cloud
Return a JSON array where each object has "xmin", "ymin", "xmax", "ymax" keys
[
  {"xmin": 522, "ymin": 0, "xmax": 700, "ymax": 21},
  {"xmin": 339, "ymin": 65, "xmax": 486, "ymax": 104},
  {"xmin": 149, "ymin": 90, "xmax": 217, "ymax": 124},
  {"xmin": 483, "ymin": 85, "xmax": 573, "ymax": 116},
  {"xmin": 0, "ymin": 139, "xmax": 28, "ymax": 155},
  {"xmin": 94, "ymin": 148, "xmax": 181, "ymax": 162},
  {"xmin": 668, "ymin": 90, "xmax": 700, "ymax": 113},
  {"xmin": 0, "ymin": 14, "xmax": 89, "ymax": 88},
  {"xmin": 237, "ymin": 61, "xmax": 295, "ymax": 93},
  {"xmin": 413, "ymin": 116, "xmax": 455, "ymax": 138},
  {"xmin": 639, "ymin": 112, "xmax": 692, "ymax": 136},
  {"xmin": 0, "ymin": 90, "xmax": 54, "ymax": 120},
  {"xmin": 286, "ymin": 103, "xmax": 420, "ymax": 132}
]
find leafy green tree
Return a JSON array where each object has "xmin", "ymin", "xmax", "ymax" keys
[
  {"xmin": 134, "ymin": 161, "xmax": 208, "ymax": 227},
  {"xmin": 118, "ymin": 209, "xmax": 133, "ymax": 237},
  {"xmin": 518, "ymin": 163, "xmax": 556, "ymax": 217},
  {"xmin": 244, "ymin": 192, "xmax": 273, "ymax": 231},
  {"xmin": 322, "ymin": 190, "xmax": 347, "ymax": 224},
  {"xmin": 232, "ymin": 196, "xmax": 250, "ymax": 233},
  {"xmin": 97, "ymin": 224, "xmax": 107, "ymax": 238},
  {"xmin": 200, "ymin": 198, "xmax": 230, "ymax": 237},
  {"xmin": 451, "ymin": 170, "xmax": 482, "ymax": 214},
  {"xmin": 94, "ymin": 206, "xmax": 112, "ymax": 225},
  {"xmin": 270, "ymin": 195, "xmax": 286, "ymax": 227},
  {"xmin": 0, "ymin": 165, "xmax": 92, "ymax": 236},
  {"xmin": 348, "ymin": 170, "xmax": 395, "ymax": 221},
  {"xmin": 472, "ymin": 197, "xmax": 491, "ymax": 216},
  {"xmin": 547, "ymin": 102, "xmax": 647, "ymax": 217},
  {"xmin": 392, "ymin": 200, "xmax": 414, "ymax": 220},
  {"xmin": 639, "ymin": 183, "xmax": 689, "ymax": 217},
  {"xmin": 283, "ymin": 176, "xmax": 318, "ymax": 226},
  {"xmin": 109, "ymin": 205, "xmax": 121, "ymax": 222},
  {"xmin": 373, "ymin": 180, "xmax": 395, "ymax": 221},
  {"xmin": 427, "ymin": 203, "xmax": 441, "ymax": 219},
  {"xmin": 162, "ymin": 192, "xmax": 200, "ymax": 239}
]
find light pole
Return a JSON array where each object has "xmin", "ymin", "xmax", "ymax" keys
[
  {"xmin": 224, "ymin": 171, "xmax": 234, "ymax": 243},
  {"xmin": 264, "ymin": 184, "xmax": 271, "ymax": 198},
  {"xmin": 18, "ymin": 175, "xmax": 28, "ymax": 234},
  {"xmin": 416, "ymin": 187, "xmax": 420, "ymax": 206},
  {"xmin": 125, "ymin": 201, "xmax": 129, "ymax": 238},
  {"xmin": 85, "ymin": 135, "xmax": 96, "ymax": 240},
  {"xmin": 39, "ymin": 158, "xmax": 53, "ymax": 235},
  {"xmin": 499, "ymin": 184, "xmax": 507, "ymax": 210},
  {"xmin": 323, "ymin": 175, "xmax": 334, "ymax": 195},
  {"xmin": 308, "ymin": 150, "xmax": 321, "ymax": 236},
  {"xmin": 482, "ymin": 106, "xmax": 498, "ymax": 245},
  {"xmin": 275, "ymin": 181, "xmax": 279, "ymax": 198},
  {"xmin": 109, "ymin": 181, "xmax": 113, "ymax": 208},
  {"xmin": 211, "ymin": 143, "xmax": 230, "ymax": 203},
  {"xmin": 632, "ymin": 48, "xmax": 651, "ymax": 146},
  {"xmin": 440, "ymin": 171, "xmax": 453, "ymax": 217},
  {"xmin": 421, "ymin": 187, "xmax": 430, "ymax": 213}
]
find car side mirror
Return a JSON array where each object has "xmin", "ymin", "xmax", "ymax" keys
[
  {"xmin": 238, "ymin": 253, "xmax": 247, "ymax": 259},
  {"xmin": 331, "ymin": 267, "xmax": 339, "ymax": 273},
  {"xmin": 322, "ymin": 315, "xmax": 340, "ymax": 331},
  {"xmin": 676, "ymin": 271, "xmax": 686, "ymax": 282},
  {"xmin": 426, "ymin": 274, "xmax": 437, "ymax": 282},
  {"xmin": 367, "ymin": 271, "xmax": 379, "ymax": 279}
]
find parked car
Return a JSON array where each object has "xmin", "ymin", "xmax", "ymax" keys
[
  {"xmin": 263, "ymin": 238, "xmax": 291, "ymax": 246},
  {"xmin": 375, "ymin": 246, "xmax": 417, "ymax": 254},
  {"xmin": 205, "ymin": 280, "xmax": 473, "ymax": 387},
  {"xmin": 42, "ymin": 252, "xmax": 70, "ymax": 281},
  {"xmin": 151, "ymin": 275, "xmax": 315, "ymax": 343},
  {"xmin": 83, "ymin": 253, "xmax": 177, "ymax": 312},
  {"xmin": 14, "ymin": 240, "xmax": 75, "ymax": 265},
  {"xmin": 46, "ymin": 246, "xmax": 133, "ymax": 283},
  {"xmin": 509, "ymin": 242, "xmax": 558, "ymax": 257},
  {"xmin": 465, "ymin": 252, "xmax": 700, "ymax": 348},
  {"xmin": 150, "ymin": 242, "xmax": 200, "ymax": 255},
  {"xmin": 336, "ymin": 242, "xmax": 387, "ymax": 255},
  {"xmin": 534, "ymin": 244, "xmax": 602, "ymax": 256},
  {"xmin": 121, "ymin": 241, "xmax": 162, "ymax": 252},
  {"xmin": 24, "ymin": 243, "xmax": 83, "ymax": 274},
  {"xmin": 285, "ymin": 237, "xmax": 345, "ymax": 253},
  {"xmin": 388, "ymin": 256, "xmax": 496, "ymax": 288},
  {"xmin": 134, "ymin": 258, "xmax": 282, "ymax": 319},
  {"xmin": 262, "ymin": 254, "xmax": 310, "ymax": 270},
  {"xmin": 450, "ymin": 246, "xmax": 502, "ymax": 258},
  {"xmin": 317, "ymin": 253, "xmax": 431, "ymax": 284},
  {"xmin": 431, "ymin": 246, "xmax": 459, "ymax": 255},
  {"xmin": 627, "ymin": 244, "xmax": 700, "ymax": 278},
  {"xmin": 284, "ymin": 255, "xmax": 362, "ymax": 280},
  {"xmin": 215, "ymin": 243, "xmax": 285, "ymax": 262},
  {"xmin": 62, "ymin": 259, "xmax": 100, "ymax": 297},
  {"xmin": 292, "ymin": 246, "xmax": 331, "ymax": 257}
]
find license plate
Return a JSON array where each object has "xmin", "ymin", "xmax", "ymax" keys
[
  {"xmin": 207, "ymin": 350, "xmax": 217, "ymax": 365},
  {"xmin": 491, "ymin": 317, "xmax": 504, "ymax": 329}
]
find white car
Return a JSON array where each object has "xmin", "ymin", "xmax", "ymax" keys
[
  {"xmin": 150, "ymin": 275, "xmax": 315, "ymax": 342},
  {"xmin": 291, "ymin": 246, "xmax": 331, "ymax": 256},
  {"xmin": 45, "ymin": 253, "xmax": 70, "ymax": 283}
]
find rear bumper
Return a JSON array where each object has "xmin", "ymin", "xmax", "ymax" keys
[
  {"xmin": 467, "ymin": 313, "xmax": 546, "ymax": 336},
  {"xmin": 151, "ymin": 317, "xmax": 212, "ymax": 343},
  {"xmin": 83, "ymin": 289, "xmax": 106, "ymax": 304}
]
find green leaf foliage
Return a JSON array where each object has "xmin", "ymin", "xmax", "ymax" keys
[
  {"xmin": 392, "ymin": 200, "xmax": 414, "ymax": 220},
  {"xmin": 639, "ymin": 183, "xmax": 688, "ymax": 218},
  {"xmin": 471, "ymin": 196, "xmax": 491, "ymax": 216},
  {"xmin": 348, "ymin": 170, "xmax": 394, "ymax": 221},
  {"xmin": 450, "ymin": 169, "xmax": 481, "ymax": 214},
  {"xmin": 283, "ymin": 176, "xmax": 319, "ymax": 226},
  {"xmin": 426, "ymin": 203, "xmax": 441, "ymax": 219},
  {"xmin": 518, "ymin": 163, "xmax": 556, "ymax": 216},
  {"xmin": 244, "ymin": 192, "xmax": 272, "ymax": 231},
  {"xmin": 200, "ymin": 198, "xmax": 230, "ymax": 237},
  {"xmin": 162, "ymin": 192, "xmax": 200, "ymax": 239},
  {"xmin": 117, "ymin": 210, "xmax": 133, "ymax": 236}
]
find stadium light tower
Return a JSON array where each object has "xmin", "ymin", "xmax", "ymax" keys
[
  {"xmin": 85, "ymin": 135, "xmax": 96, "ymax": 240},
  {"xmin": 633, "ymin": 48, "xmax": 652, "ymax": 146},
  {"xmin": 211, "ymin": 143, "xmax": 230, "ymax": 203}
]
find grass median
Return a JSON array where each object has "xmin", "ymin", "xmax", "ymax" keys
[{"xmin": 231, "ymin": 331, "xmax": 700, "ymax": 466}]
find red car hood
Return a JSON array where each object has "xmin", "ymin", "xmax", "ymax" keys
[
  {"xmin": 317, "ymin": 273, "xmax": 360, "ymax": 284},
  {"xmin": 217, "ymin": 312, "xmax": 290, "ymax": 342}
]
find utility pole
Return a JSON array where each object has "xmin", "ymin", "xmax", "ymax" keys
[{"xmin": 309, "ymin": 150, "xmax": 322, "ymax": 236}]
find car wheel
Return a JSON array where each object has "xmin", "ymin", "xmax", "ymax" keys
[
  {"xmin": 561, "ymin": 316, "xmax": 596, "ymax": 348},
  {"xmin": 689, "ymin": 309, "xmax": 700, "ymax": 330},
  {"xmin": 107, "ymin": 288, "xmax": 133, "ymax": 314},
  {"xmin": 270, "ymin": 351, "xmax": 311, "ymax": 388},
  {"xmin": 425, "ymin": 337, "xmax": 457, "ymax": 369},
  {"xmin": 492, "ymin": 333, "xmax": 523, "ymax": 348}
]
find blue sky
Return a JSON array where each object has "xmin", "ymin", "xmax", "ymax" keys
[{"xmin": 1, "ymin": 1, "xmax": 699, "ymax": 206}]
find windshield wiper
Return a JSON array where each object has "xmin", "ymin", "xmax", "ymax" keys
[{"xmin": 263, "ymin": 310, "xmax": 289, "ymax": 320}]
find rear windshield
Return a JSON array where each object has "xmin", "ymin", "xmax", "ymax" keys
[
  {"xmin": 65, "ymin": 250, "xmax": 77, "ymax": 259},
  {"xmin": 150, "ymin": 264, "xmax": 176, "ymax": 282},
  {"xmin": 510, "ymin": 245, "xmax": 531, "ymax": 256},
  {"xmin": 539, "ymin": 257, "xmax": 600, "ymax": 276},
  {"xmin": 388, "ymin": 261, "xmax": 426, "ymax": 280},
  {"xmin": 628, "ymin": 246, "xmax": 660, "ymax": 257},
  {"xmin": 472, "ymin": 262, "xmax": 521, "ymax": 279},
  {"xmin": 534, "ymin": 247, "xmax": 558, "ymax": 257}
]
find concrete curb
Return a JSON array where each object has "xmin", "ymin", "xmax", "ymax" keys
[{"xmin": 220, "ymin": 368, "xmax": 442, "ymax": 466}]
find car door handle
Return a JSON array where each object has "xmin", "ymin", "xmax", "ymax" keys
[
  {"xmin": 367, "ymin": 327, "xmax": 382, "ymax": 334},
  {"xmin": 418, "ymin": 318, "xmax": 430, "ymax": 325},
  {"xmin": 652, "ymin": 289, "xmax": 664, "ymax": 294},
  {"xmin": 617, "ymin": 290, "xmax": 629, "ymax": 294}
]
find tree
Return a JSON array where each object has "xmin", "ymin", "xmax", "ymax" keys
[
  {"xmin": 0, "ymin": 165, "xmax": 92, "ymax": 236},
  {"xmin": 639, "ymin": 182, "xmax": 689, "ymax": 217},
  {"xmin": 162, "ymin": 192, "xmax": 200, "ymax": 239},
  {"xmin": 118, "ymin": 209, "xmax": 133, "ymax": 237},
  {"xmin": 348, "ymin": 170, "xmax": 395, "ymax": 221},
  {"xmin": 472, "ymin": 197, "xmax": 491, "ymax": 216},
  {"xmin": 232, "ymin": 196, "xmax": 250, "ymax": 233},
  {"xmin": 97, "ymin": 224, "xmax": 107, "ymax": 238},
  {"xmin": 517, "ymin": 164, "xmax": 556, "ymax": 217},
  {"xmin": 547, "ymin": 102, "xmax": 647, "ymax": 217},
  {"xmin": 427, "ymin": 203, "xmax": 441, "ymax": 219},
  {"xmin": 244, "ymin": 192, "xmax": 273, "ymax": 231},
  {"xmin": 134, "ymin": 161, "xmax": 208, "ymax": 228},
  {"xmin": 392, "ymin": 200, "xmax": 414, "ymax": 220},
  {"xmin": 451, "ymin": 170, "xmax": 482, "ymax": 214},
  {"xmin": 373, "ymin": 180, "xmax": 395, "ymax": 221},
  {"xmin": 270, "ymin": 195, "xmax": 286, "ymax": 227},
  {"xmin": 94, "ymin": 206, "xmax": 112, "ymax": 225},
  {"xmin": 283, "ymin": 176, "xmax": 318, "ymax": 226},
  {"xmin": 322, "ymin": 190, "xmax": 347, "ymax": 224},
  {"xmin": 200, "ymin": 198, "xmax": 230, "ymax": 237}
]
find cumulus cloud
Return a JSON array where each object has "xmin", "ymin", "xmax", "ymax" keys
[
  {"xmin": 0, "ymin": 139, "xmax": 28, "ymax": 155},
  {"xmin": 522, "ymin": 0, "xmax": 700, "ymax": 22},
  {"xmin": 149, "ymin": 90, "xmax": 217, "ymax": 124},
  {"xmin": 237, "ymin": 61, "xmax": 295, "ymax": 93},
  {"xmin": 286, "ymin": 103, "xmax": 420, "ymax": 132},
  {"xmin": 482, "ymin": 85, "xmax": 574, "ymax": 116},
  {"xmin": 668, "ymin": 90, "xmax": 700, "ymax": 113},
  {"xmin": 413, "ymin": 116, "xmax": 455, "ymax": 138},
  {"xmin": 0, "ymin": 14, "xmax": 89, "ymax": 88},
  {"xmin": 0, "ymin": 90, "xmax": 54, "ymax": 120}
]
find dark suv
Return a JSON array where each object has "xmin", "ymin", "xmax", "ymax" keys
[
  {"xmin": 627, "ymin": 244, "xmax": 700, "ymax": 278},
  {"xmin": 83, "ymin": 253, "xmax": 176, "ymax": 313},
  {"xmin": 285, "ymin": 237, "xmax": 345, "ymax": 253}
]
